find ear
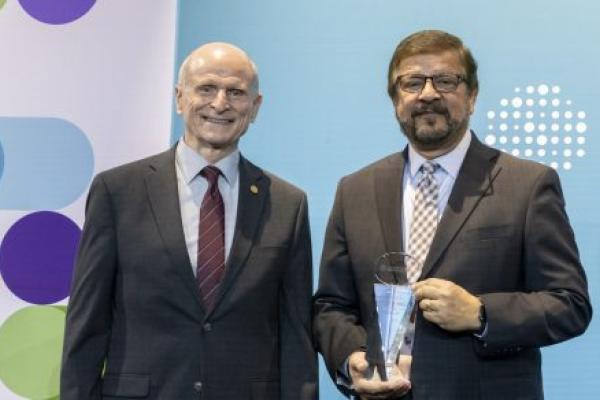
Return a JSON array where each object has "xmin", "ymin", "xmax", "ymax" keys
[
  {"xmin": 175, "ymin": 86, "xmax": 183, "ymax": 114},
  {"xmin": 392, "ymin": 94, "xmax": 403, "ymax": 119},
  {"xmin": 468, "ymin": 88, "xmax": 478, "ymax": 115},
  {"xmin": 250, "ymin": 94, "xmax": 263, "ymax": 122}
]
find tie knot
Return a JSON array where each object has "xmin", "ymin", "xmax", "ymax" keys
[
  {"xmin": 420, "ymin": 161, "xmax": 438, "ymax": 176},
  {"xmin": 200, "ymin": 166, "xmax": 221, "ymax": 187}
]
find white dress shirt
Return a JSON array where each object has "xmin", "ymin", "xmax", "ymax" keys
[{"xmin": 175, "ymin": 139, "xmax": 240, "ymax": 276}]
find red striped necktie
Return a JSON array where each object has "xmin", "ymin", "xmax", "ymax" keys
[{"xmin": 197, "ymin": 165, "xmax": 225, "ymax": 311}]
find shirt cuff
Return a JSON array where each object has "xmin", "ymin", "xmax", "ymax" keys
[
  {"xmin": 473, "ymin": 321, "xmax": 489, "ymax": 339},
  {"xmin": 336, "ymin": 358, "xmax": 352, "ymax": 387}
]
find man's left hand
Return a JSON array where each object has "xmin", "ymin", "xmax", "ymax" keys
[{"xmin": 413, "ymin": 278, "xmax": 481, "ymax": 332}]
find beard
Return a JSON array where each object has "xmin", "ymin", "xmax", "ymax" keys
[{"xmin": 398, "ymin": 101, "xmax": 469, "ymax": 152}]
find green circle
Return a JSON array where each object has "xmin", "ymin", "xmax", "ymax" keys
[
  {"xmin": 0, "ymin": 0, "xmax": 6, "ymax": 10},
  {"xmin": 0, "ymin": 306, "xmax": 66, "ymax": 399}
]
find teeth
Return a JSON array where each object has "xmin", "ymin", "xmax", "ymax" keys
[{"xmin": 205, "ymin": 117, "xmax": 231, "ymax": 124}]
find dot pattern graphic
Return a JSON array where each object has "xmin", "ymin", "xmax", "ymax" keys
[{"xmin": 485, "ymin": 84, "xmax": 587, "ymax": 171}]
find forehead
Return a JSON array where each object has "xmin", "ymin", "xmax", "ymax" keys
[
  {"xmin": 185, "ymin": 57, "xmax": 255, "ymax": 87},
  {"xmin": 396, "ymin": 50, "xmax": 465, "ymax": 75}
]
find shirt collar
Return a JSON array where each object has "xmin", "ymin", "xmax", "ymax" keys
[
  {"xmin": 408, "ymin": 129, "xmax": 472, "ymax": 179},
  {"xmin": 176, "ymin": 138, "xmax": 240, "ymax": 186}
]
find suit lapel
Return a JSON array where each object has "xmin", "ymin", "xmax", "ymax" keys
[
  {"xmin": 420, "ymin": 134, "xmax": 501, "ymax": 279},
  {"xmin": 375, "ymin": 151, "xmax": 407, "ymax": 254},
  {"xmin": 208, "ymin": 156, "xmax": 267, "ymax": 316},
  {"xmin": 144, "ymin": 147, "xmax": 204, "ymax": 313}
]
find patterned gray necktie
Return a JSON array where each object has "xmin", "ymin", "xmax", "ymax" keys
[{"xmin": 407, "ymin": 161, "xmax": 439, "ymax": 284}]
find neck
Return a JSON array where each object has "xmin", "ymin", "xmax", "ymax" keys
[{"xmin": 415, "ymin": 148, "xmax": 449, "ymax": 160}]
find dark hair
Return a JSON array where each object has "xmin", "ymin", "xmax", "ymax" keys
[{"xmin": 387, "ymin": 30, "xmax": 478, "ymax": 100}]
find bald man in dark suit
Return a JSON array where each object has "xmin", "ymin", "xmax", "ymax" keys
[{"xmin": 61, "ymin": 43, "xmax": 317, "ymax": 400}]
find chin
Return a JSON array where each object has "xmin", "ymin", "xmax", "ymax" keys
[
  {"xmin": 205, "ymin": 140, "xmax": 235, "ymax": 149},
  {"xmin": 413, "ymin": 127, "xmax": 449, "ymax": 144},
  {"xmin": 401, "ymin": 120, "xmax": 453, "ymax": 146}
]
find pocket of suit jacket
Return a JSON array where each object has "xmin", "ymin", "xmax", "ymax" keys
[{"xmin": 459, "ymin": 225, "xmax": 514, "ymax": 248}]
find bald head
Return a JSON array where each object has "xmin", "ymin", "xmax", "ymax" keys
[
  {"xmin": 178, "ymin": 42, "xmax": 259, "ymax": 93},
  {"xmin": 175, "ymin": 42, "xmax": 263, "ymax": 163}
]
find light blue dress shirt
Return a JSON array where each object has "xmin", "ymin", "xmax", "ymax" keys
[
  {"xmin": 175, "ymin": 139, "xmax": 240, "ymax": 276},
  {"xmin": 402, "ymin": 129, "xmax": 472, "ymax": 250}
]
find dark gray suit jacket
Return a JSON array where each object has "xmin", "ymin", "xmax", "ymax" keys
[
  {"xmin": 61, "ymin": 147, "xmax": 317, "ymax": 400},
  {"xmin": 314, "ymin": 134, "xmax": 591, "ymax": 400}
]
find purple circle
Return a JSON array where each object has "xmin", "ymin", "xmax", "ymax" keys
[
  {"xmin": 18, "ymin": 0, "xmax": 96, "ymax": 25},
  {"xmin": 0, "ymin": 211, "xmax": 81, "ymax": 304}
]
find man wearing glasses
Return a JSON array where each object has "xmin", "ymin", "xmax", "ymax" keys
[{"xmin": 314, "ymin": 30, "xmax": 591, "ymax": 399}]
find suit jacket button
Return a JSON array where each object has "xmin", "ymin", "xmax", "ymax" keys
[
  {"xmin": 193, "ymin": 381, "xmax": 203, "ymax": 392},
  {"xmin": 203, "ymin": 323, "xmax": 212, "ymax": 332}
]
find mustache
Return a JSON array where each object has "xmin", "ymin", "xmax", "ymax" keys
[{"xmin": 412, "ymin": 102, "xmax": 448, "ymax": 116}]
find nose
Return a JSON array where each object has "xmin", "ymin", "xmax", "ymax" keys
[
  {"xmin": 418, "ymin": 78, "xmax": 441, "ymax": 102},
  {"xmin": 210, "ymin": 89, "xmax": 230, "ymax": 112}
]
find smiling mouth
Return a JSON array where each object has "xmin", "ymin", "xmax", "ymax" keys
[{"xmin": 204, "ymin": 116, "xmax": 234, "ymax": 124}]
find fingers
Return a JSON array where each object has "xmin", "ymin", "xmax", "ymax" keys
[
  {"xmin": 353, "ymin": 377, "xmax": 396, "ymax": 394},
  {"xmin": 422, "ymin": 309, "xmax": 443, "ymax": 325},
  {"xmin": 413, "ymin": 277, "xmax": 446, "ymax": 290},
  {"xmin": 414, "ymin": 285, "xmax": 438, "ymax": 301},
  {"xmin": 397, "ymin": 355, "xmax": 412, "ymax": 380},
  {"xmin": 420, "ymin": 296, "xmax": 444, "ymax": 325},
  {"xmin": 418, "ymin": 298, "xmax": 441, "ymax": 312},
  {"xmin": 349, "ymin": 355, "xmax": 412, "ymax": 398},
  {"xmin": 353, "ymin": 376, "xmax": 410, "ymax": 399},
  {"xmin": 413, "ymin": 278, "xmax": 450, "ymax": 300},
  {"xmin": 415, "ymin": 279, "xmax": 481, "ymax": 331},
  {"xmin": 348, "ymin": 351, "xmax": 369, "ymax": 374}
]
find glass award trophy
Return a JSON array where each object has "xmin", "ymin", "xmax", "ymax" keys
[{"xmin": 373, "ymin": 252, "xmax": 418, "ymax": 380}]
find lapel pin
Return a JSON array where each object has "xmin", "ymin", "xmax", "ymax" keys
[{"xmin": 250, "ymin": 184, "xmax": 259, "ymax": 194}]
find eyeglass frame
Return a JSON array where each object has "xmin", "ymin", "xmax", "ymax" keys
[{"xmin": 394, "ymin": 73, "xmax": 467, "ymax": 94}]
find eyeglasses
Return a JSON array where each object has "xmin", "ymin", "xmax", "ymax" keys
[{"xmin": 396, "ymin": 74, "xmax": 466, "ymax": 93}]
